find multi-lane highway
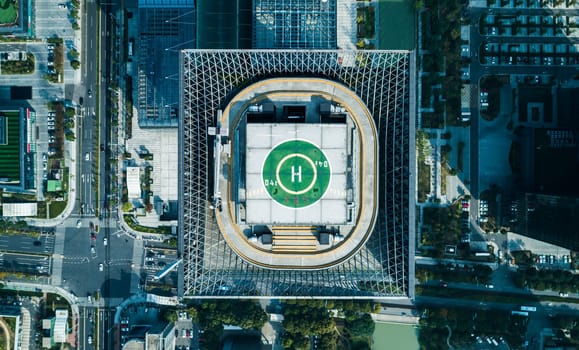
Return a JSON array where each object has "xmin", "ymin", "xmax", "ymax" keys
[{"xmin": 78, "ymin": 0, "xmax": 99, "ymax": 216}]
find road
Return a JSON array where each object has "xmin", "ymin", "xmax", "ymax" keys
[{"xmin": 79, "ymin": 0, "xmax": 99, "ymax": 216}]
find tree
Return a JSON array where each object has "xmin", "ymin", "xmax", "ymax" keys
[
  {"xmin": 347, "ymin": 313, "xmax": 375, "ymax": 337},
  {"xmin": 65, "ymin": 132, "xmax": 76, "ymax": 141}
]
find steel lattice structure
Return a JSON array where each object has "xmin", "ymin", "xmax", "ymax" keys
[
  {"xmin": 179, "ymin": 50, "xmax": 416, "ymax": 298},
  {"xmin": 253, "ymin": 0, "xmax": 337, "ymax": 49}
]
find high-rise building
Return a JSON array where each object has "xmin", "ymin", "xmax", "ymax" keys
[{"xmin": 178, "ymin": 49, "xmax": 416, "ymax": 298}]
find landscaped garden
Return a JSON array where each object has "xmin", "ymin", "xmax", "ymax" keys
[
  {"xmin": 0, "ymin": 0, "xmax": 18, "ymax": 26},
  {"xmin": 0, "ymin": 52, "xmax": 34, "ymax": 74}
]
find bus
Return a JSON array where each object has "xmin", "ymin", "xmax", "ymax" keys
[{"xmin": 520, "ymin": 306, "xmax": 537, "ymax": 312}]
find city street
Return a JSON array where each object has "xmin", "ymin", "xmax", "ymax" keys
[{"xmin": 78, "ymin": 0, "xmax": 99, "ymax": 217}]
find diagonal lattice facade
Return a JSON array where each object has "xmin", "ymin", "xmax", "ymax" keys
[
  {"xmin": 253, "ymin": 0, "xmax": 337, "ymax": 49},
  {"xmin": 179, "ymin": 50, "xmax": 416, "ymax": 298}
]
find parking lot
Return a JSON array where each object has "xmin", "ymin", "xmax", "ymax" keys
[
  {"xmin": 0, "ymin": 252, "xmax": 51, "ymax": 276},
  {"xmin": 175, "ymin": 313, "xmax": 196, "ymax": 350},
  {"xmin": 0, "ymin": 230, "xmax": 54, "ymax": 276},
  {"xmin": 141, "ymin": 246, "xmax": 178, "ymax": 289},
  {"xmin": 477, "ymin": 4, "xmax": 579, "ymax": 68}
]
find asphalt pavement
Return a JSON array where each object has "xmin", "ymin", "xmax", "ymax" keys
[{"xmin": 78, "ymin": 0, "xmax": 99, "ymax": 216}]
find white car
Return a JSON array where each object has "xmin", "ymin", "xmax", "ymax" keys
[
  {"xmin": 98, "ymin": 263, "xmax": 104, "ymax": 271},
  {"xmin": 85, "ymin": 152, "xmax": 90, "ymax": 161},
  {"xmin": 103, "ymin": 237, "xmax": 108, "ymax": 246},
  {"xmin": 76, "ymin": 220, "xmax": 82, "ymax": 228},
  {"xmin": 87, "ymin": 335, "xmax": 93, "ymax": 344}
]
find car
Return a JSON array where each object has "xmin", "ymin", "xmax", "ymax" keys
[
  {"xmin": 33, "ymin": 241, "xmax": 42, "ymax": 246},
  {"xmin": 85, "ymin": 152, "xmax": 90, "ymax": 161},
  {"xmin": 440, "ymin": 282, "xmax": 448, "ymax": 288},
  {"xmin": 91, "ymin": 233, "xmax": 96, "ymax": 241},
  {"xmin": 87, "ymin": 89, "xmax": 92, "ymax": 98},
  {"xmin": 43, "ymin": 162, "xmax": 47, "ymax": 170},
  {"xmin": 79, "ymin": 96, "xmax": 83, "ymax": 106},
  {"xmin": 42, "ymin": 153, "xmax": 47, "ymax": 161},
  {"xmin": 58, "ymin": 3, "xmax": 66, "ymax": 8},
  {"xmin": 485, "ymin": 284, "xmax": 494, "ymax": 289},
  {"xmin": 157, "ymin": 261, "xmax": 166, "ymax": 267},
  {"xmin": 103, "ymin": 237, "xmax": 108, "ymax": 246},
  {"xmin": 559, "ymin": 292, "xmax": 569, "ymax": 297},
  {"xmin": 77, "ymin": 220, "xmax": 82, "ymax": 228},
  {"xmin": 89, "ymin": 221, "xmax": 94, "ymax": 232},
  {"xmin": 88, "ymin": 335, "xmax": 93, "ymax": 344},
  {"xmin": 98, "ymin": 263, "xmax": 103, "ymax": 271},
  {"xmin": 100, "ymin": 143, "xmax": 105, "ymax": 151}
]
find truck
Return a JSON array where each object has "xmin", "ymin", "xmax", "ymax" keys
[{"xmin": 460, "ymin": 85, "xmax": 472, "ymax": 122}]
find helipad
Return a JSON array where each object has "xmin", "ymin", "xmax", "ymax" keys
[
  {"xmin": 246, "ymin": 124, "xmax": 347, "ymax": 224},
  {"xmin": 210, "ymin": 77, "xmax": 379, "ymax": 269}
]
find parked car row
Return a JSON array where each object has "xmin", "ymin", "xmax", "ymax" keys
[
  {"xmin": 479, "ymin": 200, "xmax": 489, "ymax": 223},
  {"xmin": 461, "ymin": 199, "xmax": 471, "ymax": 243},
  {"xmin": 535, "ymin": 254, "xmax": 570, "ymax": 265},
  {"xmin": 47, "ymin": 44, "xmax": 56, "ymax": 75}
]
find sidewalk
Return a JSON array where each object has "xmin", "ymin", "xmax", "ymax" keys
[{"xmin": 25, "ymin": 136, "xmax": 78, "ymax": 228}]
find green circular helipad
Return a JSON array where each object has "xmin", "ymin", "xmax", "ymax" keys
[{"xmin": 262, "ymin": 140, "xmax": 331, "ymax": 208}]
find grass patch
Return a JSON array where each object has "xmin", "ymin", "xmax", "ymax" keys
[
  {"xmin": 1, "ymin": 53, "xmax": 34, "ymax": 75},
  {"xmin": 418, "ymin": 161, "xmax": 430, "ymax": 202},
  {"xmin": 0, "ymin": 111, "xmax": 21, "ymax": 183},
  {"xmin": 378, "ymin": 0, "xmax": 415, "ymax": 49},
  {"xmin": 0, "ymin": 0, "xmax": 18, "ymax": 25},
  {"xmin": 48, "ymin": 200, "xmax": 66, "ymax": 218},
  {"xmin": 36, "ymin": 201, "xmax": 47, "ymax": 218}
]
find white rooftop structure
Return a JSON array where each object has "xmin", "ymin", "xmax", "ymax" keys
[
  {"xmin": 126, "ymin": 167, "xmax": 141, "ymax": 199},
  {"xmin": 245, "ymin": 123, "xmax": 348, "ymax": 225},
  {"xmin": 53, "ymin": 309, "xmax": 68, "ymax": 343},
  {"xmin": 2, "ymin": 202, "xmax": 37, "ymax": 217}
]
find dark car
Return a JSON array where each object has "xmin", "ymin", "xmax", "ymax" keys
[
  {"xmin": 100, "ymin": 144, "xmax": 105, "ymax": 152},
  {"xmin": 79, "ymin": 96, "xmax": 83, "ymax": 106},
  {"xmin": 33, "ymin": 241, "xmax": 42, "ymax": 246},
  {"xmin": 89, "ymin": 221, "xmax": 94, "ymax": 232}
]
